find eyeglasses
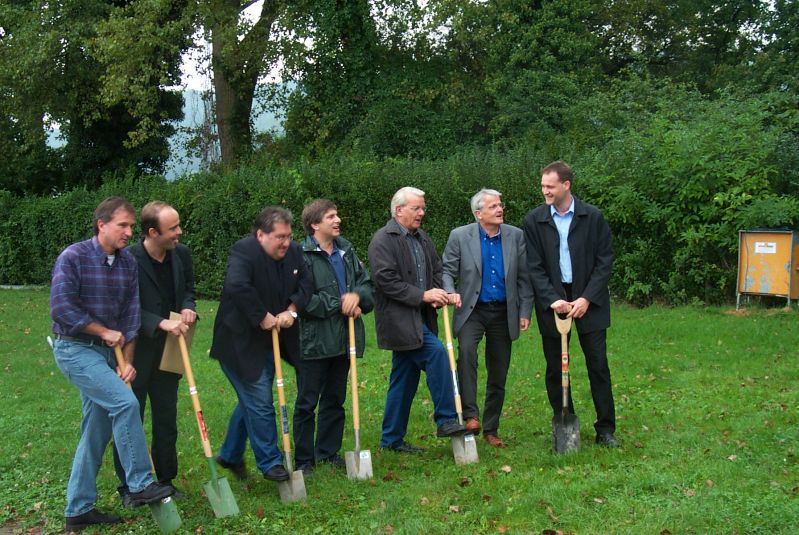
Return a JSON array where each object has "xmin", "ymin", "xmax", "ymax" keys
[
  {"xmin": 482, "ymin": 202, "xmax": 505, "ymax": 211},
  {"xmin": 405, "ymin": 205, "xmax": 427, "ymax": 213},
  {"xmin": 269, "ymin": 234, "xmax": 292, "ymax": 243}
]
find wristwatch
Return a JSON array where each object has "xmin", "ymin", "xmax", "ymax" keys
[{"xmin": 288, "ymin": 310, "xmax": 298, "ymax": 319}]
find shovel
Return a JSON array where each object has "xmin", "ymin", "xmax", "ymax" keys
[
  {"xmin": 177, "ymin": 334, "xmax": 239, "ymax": 517},
  {"xmin": 271, "ymin": 328, "xmax": 307, "ymax": 502},
  {"xmin": 113, "ymin": 347, "xmax": 182, "ymax": 533},
  {"xmin": 344, "ymin": 316, "xmax": 373, "ymax": 480},
  {"xmin": 442, "ymin": 306, "xmax": 479, "ymax": 465},
  {"xmin": 552, "ymin": 311, "xmax": 580, "ymax": 454}
]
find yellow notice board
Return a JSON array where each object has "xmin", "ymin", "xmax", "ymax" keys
[
  {"xmin": 737, "ymin": 230, "xmax": 799, "ymax": 304},
  {"xmin": 159, "ymin": 311, "xmax": 196, "ymax": 374}
]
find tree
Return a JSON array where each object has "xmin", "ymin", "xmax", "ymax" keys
[{"xmin": 0, "ymin": 0, "xmax": 184, "ymax": 193}]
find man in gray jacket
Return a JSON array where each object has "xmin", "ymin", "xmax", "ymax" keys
[
  {"xmin": 368, "ymin": 187, "xmax": 467, "ymax": 453},
  {"xmin": 294, "ymin": 199, "xmax": 374, "ymax": 475},
  {"xmin": 442, "ymin": 189, "xmax": 534, "ymax": 448}
]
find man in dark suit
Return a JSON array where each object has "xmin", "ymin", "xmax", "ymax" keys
[
  {"xmin": 211, "ymin": 206, "xmax": 313, "ymax": 482},
  {"xmin": 114, "ymin": 201, "xmax": 196, "ymax": 499},
  {"xmin": 442, "ymin": 189, "xmax": 533, "ymax": 448},
  {"xmin": 523, "ymin": 161, "xmax": 619, "ymax": 447}
]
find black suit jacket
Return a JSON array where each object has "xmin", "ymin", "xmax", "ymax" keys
[
  {"xmin": 129, "ymin": 242, "xmax": 196, "ymax": 364},
  {"xmin": 523, "ymin": 196, "xmax": 614, "ymax": 336},
  {"xmin": 210, "ymin": 235, "xmax": 313, "ymax": 382}
]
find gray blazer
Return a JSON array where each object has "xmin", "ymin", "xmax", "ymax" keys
[{"xmin": 442, "ymin": 223, "xmax": 534, "ymax": 339}]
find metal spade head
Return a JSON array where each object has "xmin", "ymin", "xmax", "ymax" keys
[
  {"xmin": 148, "ymin": 496, "xmax": 182, "ymax": 533},
  {"xmin": 451, "ymin": 433, "xmax": 479, "ymax": 465},
  {"xmin": 203, "ymin": 476, "xmax": 239, "ymax": 518},
  {"xmin": 345, "ymin": 449, "xmax": 374, "ymax": 479},
  {"xmin": 277, "ymin": 470, "xmax": 307, "ymax": 503},
  {"xmin": 552, "ymin": 413, "xmax": 581, "ymax": 454}
]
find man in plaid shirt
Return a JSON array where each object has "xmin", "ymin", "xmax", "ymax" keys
[{"xmin": 50, "ymin": 197, "xmax": 174, "ymax": 532}]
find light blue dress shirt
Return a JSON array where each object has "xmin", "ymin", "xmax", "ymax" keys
[{"xmin": 551, "ymin": 198, "xmax": 574, "ymax": 284}]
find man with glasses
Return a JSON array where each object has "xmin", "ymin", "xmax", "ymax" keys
[
  {"xmin": 368, "ymin": 187, "xmax": 467, "ymax": 453},
  {"xmin": 442, "ymin": 189, "xmax": 533, "ymax": 448},
  {"xmin": 211, "ymin": 206, "xmax": 313, "ymax": 482}
]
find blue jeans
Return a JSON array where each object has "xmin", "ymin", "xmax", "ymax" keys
[
  {"xmin": 217, "ymin": 359, "xmax": 284, "ymax": 474},
  {"xmin": 53, "ymin": 339, "xmax": 154, "ymax": 517},
  {"xmin": 380, "ymin": 324, "xmax": 457, "ymax": 448}
]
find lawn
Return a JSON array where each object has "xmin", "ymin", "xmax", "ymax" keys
[{"xmin": 0, "ymin": 288, "xmax": 797, "ymax": 534}]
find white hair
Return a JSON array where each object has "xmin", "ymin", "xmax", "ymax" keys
[
  {"xmin": 470, "ymin": 188, "xmax": 502, "ymax": 220},
  {"xmin": 391, "ymin": 187, "xmax": 425, "ymax": 217}
]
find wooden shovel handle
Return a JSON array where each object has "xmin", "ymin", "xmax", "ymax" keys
[
  {"xmin": 271, "ymin": 329, "xmax": 292, "ymax": 456},
  {"xmin": 348, "ymin": 316, "xmax": 360, "ymax": 431},
  {"xmin": 441, "ymin": 306, "xmax": 464, "ymax": 420},
  {"xmin": 178, "ymin": 334, "xmax": 214, "ymax": 459}
]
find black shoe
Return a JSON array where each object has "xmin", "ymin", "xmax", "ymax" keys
[
  {"xmin": 126, "ymin": 482, "xmax": 175, "ymax": 507},
  {"xmin": 65, "ymin": 508, "xmax": 122, "ymax": 532},
  {"xmin": 319, "ymin": 454, "xmax": 346, "ymax": 468},
  {"xmin": 296, "ymin": 462, "xmax": 314, "ymax": 477},
  {"xmin": 436, "ymin": 419, "xmax": 467, "ymax": 437},
  {"xmin": 263, "ymin": 464, "xmax": 290, "ymax": 481},
  {"xmin": 596, "ymin": 433, "xmax": 620, "ymax": 448},
  {"xmin": 216, "ymin": 455, "xmax": 249, "ymax": 481},
  {"xmin": 383, "ymin": 441, "xmax": 425, "ymax": 454}
]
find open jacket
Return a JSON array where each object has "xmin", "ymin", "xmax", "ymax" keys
[
  {"xmin": 368, "ymin": 218, "xmax": 443, "ymax": 351},
  {"xmin": 523, "ymin": 196, "xmax": 614, "ymax": 336},
  {"xmin": 210, "ymin": 235, "xmax": 313, "ymax": 382},
  {"xmin": 299, "ymin": 235, "xmax": 374, "ymax": 359}
]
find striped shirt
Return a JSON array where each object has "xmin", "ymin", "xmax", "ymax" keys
[{"xmin": 50, "ymin": 236, "xmax": 140, "ymax": 343}]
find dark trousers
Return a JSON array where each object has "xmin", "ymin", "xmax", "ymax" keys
[
  {"xmin": 113, "ymin": 350, "xmax": 181, "ymax": 487},
  {"xmin": 457, "ymin": 302, "xmax": 512, "ymax": 436},
  {"xmin": 292, "ymin": 355, "xmax": 350, "ymax": 465},
  {"xmin": 541, "ymin": 328, "xmax": 615, "ymax": 435}
]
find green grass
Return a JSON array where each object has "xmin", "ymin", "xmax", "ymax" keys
[{"xmin": 1, "ymin": 288, "xmax": 797, "ymax": 534}]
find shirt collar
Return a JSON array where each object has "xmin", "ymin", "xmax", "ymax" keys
[
  {"xmin": 478, "ymin": 224, "xmax": 501, "ymax": 240},
  {"xmin": 550, "ymin": 197, "xmax": 575, "ymax": 218}
]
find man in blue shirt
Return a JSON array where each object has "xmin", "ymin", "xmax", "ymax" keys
[
  {"xmin": 523, "ymin": 161, "xmax": 618, "ymax": 448},
  {"xmin": 294, "ymin": 199, "xmax": 374, "ymax": 475},
  {"xmin": 50, "ymin": 197, "xmax": 175, "ymax": 532},
  {"xmin": 443, "ymin": 189, "xmax": 534, "ymax": 448}
]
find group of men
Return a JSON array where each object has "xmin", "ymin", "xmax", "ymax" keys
[{"xmin": 50, "ymin": 160, "xmax": 618, "ymax": 532}]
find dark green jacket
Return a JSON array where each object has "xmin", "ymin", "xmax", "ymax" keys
[{"xmin": 299, "ymin": 235, "xmax": 374, "ymax": 359}]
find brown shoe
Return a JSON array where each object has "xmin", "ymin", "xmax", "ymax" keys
[
  {"xmin": 484, "ymin": 434, "xmax": 507, "ymax": 448},
  {"xmin": 464, "ymin": 417, "xmax": 481, "ymax": 433}
]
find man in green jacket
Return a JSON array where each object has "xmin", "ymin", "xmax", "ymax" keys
[{"xmin": 294, "ymin": 199, "xmax": 375, "ymax": 475}]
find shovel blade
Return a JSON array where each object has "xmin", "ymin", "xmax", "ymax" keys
[
  {"xmin": 277, "ymin": 470, "xmax": 307, "ymax": 503},
  {"xmin": 451, "ymin": 433, "xmax": 479, "ymax": 465},
  {"xmin": 203, "ymin": 476, "xmax": 240, "ymax": 518},
  {"xmin": 552, "ymin": 413, "xmax": 581, "ymax": 454},
  {"xmin": 148, "ymin": 496, "xmax": 182, "ymax": 533},
  {"xmin": 345, "ymin": 450, "xmax": 373, "ymax": 480}
]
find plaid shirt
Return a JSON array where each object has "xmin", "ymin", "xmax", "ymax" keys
[{"xmin": 50, "ymin": 236, "xmax": 140, "ymax": 343}]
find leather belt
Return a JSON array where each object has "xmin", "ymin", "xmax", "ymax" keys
[{"xmin": 54, "ymin": 333, "xmax": 103, "ymax": 345}]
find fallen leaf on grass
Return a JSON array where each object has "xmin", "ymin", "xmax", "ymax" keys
[
  {"xmin": 727, "ymin": 455, "xmax": 738, "ymax": 461},
  {"xmin": 255, "ymin": 507, "xmax": 265, "ymax": 519},
  {"xmin": 660, "ymin": 530, "xmax": 672, "ymax": 535},
  {"xmin": 500, "ymin": 465, "xmax": 512, "ymax": 473},
  {"xmin": 634, "ymin": 441, "xmax": 643, "ymax": 448},
  {"xmin": 542, "ymin": 530, "xmax": 567, "ymax": 535},
  {"xmin": 683, "ymin": 489, "xmax": 696, "ymax": 497},
  {"xmin": 382, "ymin": 471, "xmax": 400, "ymax": 482},
  {"xmin": 194, "ymin": 527, "xmax": 204, "ymax": 533},
  {"xmin": 448, "ymin": 505, "xmax": 460, "ymax": 513},
  {"xmin": 459, "ymin": 476, "xmax": 471, "ymax": 487},
  {"xmin": 384, "ymin": 524, "xmax": 394, "ymax": 533},
  {"xmin": 482, "ymin": 494, "xmax": 492, "ymax": 502},
  {"xmin": 592, "ymin": 497, "xmax": 606, "ymax": 504},
  {"xmin": 419, "ymin": 496, "xmax": 429, "ymax": 505},
  {"xmin": 497, "ymin": 526, "xmax": 509, "ymax": 533},
  {"xmin": 706, "ymin": 480, "xmax": 714, "ymax": 487}
]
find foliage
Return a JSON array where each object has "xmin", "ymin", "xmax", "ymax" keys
[{"xmin": 2, "ymin": 289, "xmax": 798, "ymax": 533}]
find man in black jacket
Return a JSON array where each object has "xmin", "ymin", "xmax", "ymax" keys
[
  {"xmin": 368, "ymin": 187, "xmax": 466, "ymax": 453},
  {"xmin": 211, "ymin": 207, "xmax": 313, "ymax": 481},
  {"xmin": 114, "ymin": 201, "xmax": 196, "ymax": 500},
  {"xmin": 523, "ymin": 161, "xmax": 619, "ymax": 447},
  {"xmin": 294, "ymin": 199, "xmax": 374, "ymax": 475}
]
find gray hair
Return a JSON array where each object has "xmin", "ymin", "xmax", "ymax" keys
[
  {"xmin": 390, "ymin": 187, "xmax": 425, "ymax": 217},
  {"xmin": 470, "ymin": 189, "xmax": 502, "ymax": 219}
]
